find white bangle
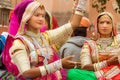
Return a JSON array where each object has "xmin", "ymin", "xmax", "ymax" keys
[
  {"xmin": 58, "ymin": 59, "xmax": 63, "ymax": 69},
  {"xmin": 75, "ymin": 11, "xmax": 83, "ymax": 16},
  {"xmin": 45, "ymin": 60, "xmax": 63, "ymax": 74},
  {"xmin": 39, "ymin": 66, "xmax": 47, "ymax": 76}
]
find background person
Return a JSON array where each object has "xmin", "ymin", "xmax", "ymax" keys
[{"xmin": 59, "ymin": 17, "xmax": 90, "ymax": 64}]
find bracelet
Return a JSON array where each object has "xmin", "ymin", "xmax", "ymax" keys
[
  {"xmin": 75, "ymin": 11, "xmax": 83, "ymax": 16},
  {"xmin": 44, "ymin": 65, "xmax": 48, "ymax": 74},
  {"xmin": 93, "ymin": 63, "xmax": 97, "ymax": 71},
  {"xmin": 45, "ymin": 59, "xmax": 63, "ymax": 74},
  {"xmin": 96, "ymin": 61, "xmax": 107, "ymax": 70},
  {"xmin": 39, "ymin": 66, "xmax": 47, "ymax": 76},
  {"xmin": 59, "ymin": 59, "xmax": 63, "ymax": 69},
  {"xmin": 94, "ymin": 70, "xmax": 104, "ymax": 78}
]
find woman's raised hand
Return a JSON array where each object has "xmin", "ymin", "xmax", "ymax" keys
[{"xmin": 76, "ymin": 0, "xmax": 88, "ymax": 12}]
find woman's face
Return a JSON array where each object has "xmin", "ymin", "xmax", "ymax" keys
[
  {"xmin": 27, "ymin": 7, "xmax": 46, "ymax": 31},
  {"xmin": 98, "ymin": 14, "xmax": 113, "ymax": 38}
]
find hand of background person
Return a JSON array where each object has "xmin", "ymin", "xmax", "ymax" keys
[
  {"xmin": 61, "ymin": 55, "xmax": 81, "ymax": 69},
  {"xmin": 107, "ymin": 56, "xmax": 119, "ymax": 66}
]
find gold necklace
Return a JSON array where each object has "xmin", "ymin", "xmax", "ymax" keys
[{"xmin": 97, "ymin": 38, "xmax": 113, "ymax": 51}]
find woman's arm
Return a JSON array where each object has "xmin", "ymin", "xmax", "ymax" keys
[
  {"xmin": 80, "ymin": 42, "xmax": 107, "ymax": 71},
  {"xmin": 10, "ymin": 39, "xmax": 78, "ymax": 79},
  {"xmin": 80, "ymin": 42, "xmax": 119, "ymax": 71},
  {"xmin": 80, "ymin": 42, "xmax": 94, "ymax": 70},
  {"xmin": 46, "ymin": 12, "xmax": 82, "ymax": 47},
  {"xmin": 46, "ymin": 0, "xmax": 87, "ymax": 47}
]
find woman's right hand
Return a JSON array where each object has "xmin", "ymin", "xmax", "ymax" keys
[
  {"xmin": 107, "ymin": 56, "xmax": 119, "ymax": 66},
  {"xmin": 76, "ymin": 0, "xmax": 88, "ymax": 11},
  {"xmin": 61, "ymin": 55, "xmax": 81, "ymax": 69}
]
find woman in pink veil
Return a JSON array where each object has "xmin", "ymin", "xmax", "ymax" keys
[{"xmin": 5, "ymin": 0, "xmax": 87, "ymax": 79}]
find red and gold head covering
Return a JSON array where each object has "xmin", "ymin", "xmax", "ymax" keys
[{"xmin": 93, "ymin": 12, "xmax": 118, "ymax": 40}]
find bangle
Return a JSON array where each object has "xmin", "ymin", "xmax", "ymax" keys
[
  {"xmin": 39, "ymin": 66, "xmax": 47, "ymax": 76},
  {"xmin": 95, "ymin": 61, "xmax": 107, "ymax": 71},
  {"xmin": 59, "ymin": 59, "xmax": 63, "ymax": 69},
  {"xmin": 45, "ymin": 60, "xmax": 63, "ymax": 74},
  {"xmin": 44, "ymin": 65, "xmax": 48, "ymax": 74},
  {"xmin": 75, "ymin": 11, "xmax": 83, "ymax": 16},
  {"xmin": 102, "ymin": 60, "xmax": 107, "ymax": 67},
  {"xmin": 95, "ymin": 63, "xmax": 99, "ymax": 71}
]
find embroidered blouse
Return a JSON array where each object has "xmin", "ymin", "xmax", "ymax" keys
[
  {"xmin": 80, "ymin": 34, "xmax": 120, "ymax": 79},
  {"xmin": 9, "ymin": 23, "xmax": 73, "ymax": 75}
]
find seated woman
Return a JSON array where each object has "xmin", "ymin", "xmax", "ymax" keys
[{"xmin": 67, "ymin": 12, "xmax": 120, "ymax": 80}]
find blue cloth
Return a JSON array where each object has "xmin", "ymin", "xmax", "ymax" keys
[{"xmin": 0, "ymin": 35, "xmax": 6, "ymax": 51}]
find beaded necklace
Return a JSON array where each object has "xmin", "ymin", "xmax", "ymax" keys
[
  {"xmin": 96, "ymin": 38, "xmax": 113, "ymax": 52},
  {"xmin": 25, "ymin": 31, "xmax": 51, "ymax": 64}
]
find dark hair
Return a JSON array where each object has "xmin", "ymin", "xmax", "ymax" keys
[
  {"xmin": 45, "ymin": 12, "xmax": 51, "ymax": 29},
  {"xmin": 73, "ymin": 27, "xmax": 87, "ymax": 37}
]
